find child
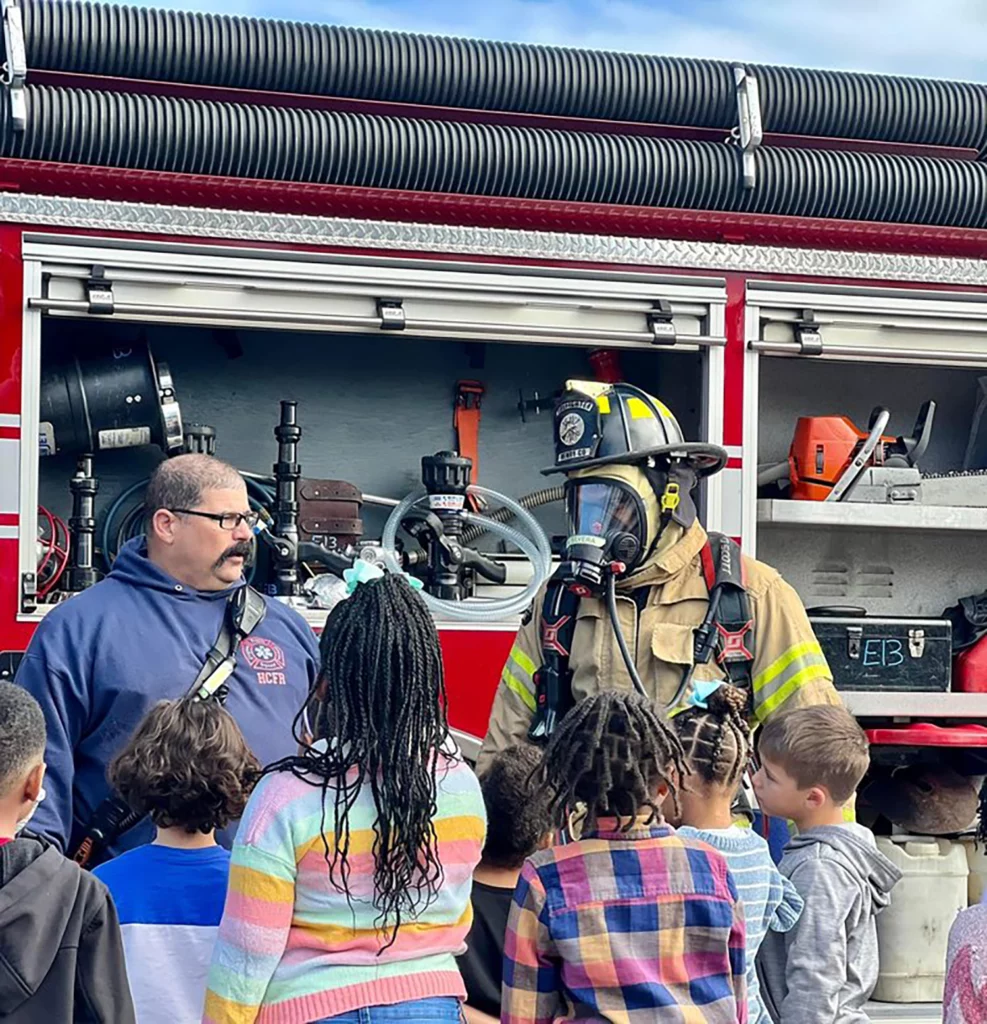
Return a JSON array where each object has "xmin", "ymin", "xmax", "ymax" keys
[
  {"xmin": 458, "ymin": 745, "xmax": 554, "ymax": 1024},
  {"xmin": 0, "ymin": 682, "xmax": 135, "ymax": 1022},
  {"xmin": 943, "ymin": 889, "xmax": 987, "ymax": 1023},
  {"xmin": 502, "ymin": 690, "xmax": 748, "ymax": 1024},
  {"xmin": 94, "ymin": 698, "xmax": 260, "ymax": 1023},
  {"xmin": 670, "ymin": 683, "xmax": 803, "ymax": 1024},
  {"xmin": 753, "ymin": 705, "xmax": 902, "ymax": 1024},
  {"xmin": 204, "ymin": 572, "xmax": 486, "ymax": 1023}
]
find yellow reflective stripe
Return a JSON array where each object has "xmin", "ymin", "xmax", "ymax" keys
[
  {"xmin": 502, "ymin": 667, "xmax": 537, "ymax": 712},
  {"xmin": 754, "ymin": 641, "xmax": 829, "ymax": 720},
  {"xmin": 510, "ymin": 645, "xmax": 537, "ymax": 680},
  {"xmin": 753, "ymin": 641, "xmax": 821, "ymax": 694},
  {"xmin": 755, "ymin": 663, "xmax": 831, "ymax": 722}
]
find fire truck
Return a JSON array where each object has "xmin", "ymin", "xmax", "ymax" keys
[{"xmin": 1, "ymin": 0, "xmax": 987, "ymax": 1013}]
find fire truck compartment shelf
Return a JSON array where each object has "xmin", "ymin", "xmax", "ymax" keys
[
  {"xmin": 757, "ymin": 499, "xmax": 987, "ymax": 532},
  {"xmin": 842, "ymin": 691, "xmax": 987, "ymax": 718}
]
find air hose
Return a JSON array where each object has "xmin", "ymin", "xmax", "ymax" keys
[
  {"xmin": 381, "ymin": 484, "xmax": 552, "ymax": 621},
  {"xmin": 8, "ymin": 83, "xmax": 987, "ymax": 228},
  {"xmin": 605, "ymin": 572, "xmax": 648, "ymax": 699},
  {"xmin": 23, "ymin": 0, "xmax": 987, "ymax": 154},
  {"xmin": 461, "ymin": 485, "xmax": 564, "ymax": 545}
]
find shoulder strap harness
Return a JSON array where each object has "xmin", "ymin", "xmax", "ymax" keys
[
  {"xmin": 527, "ymin": 569, "xmax": 581, "ymax": 742},
  {"xmin": 528, "ymin": 532, "xmax": 754, "ymax": 742},
  {"xmin": 696, "ymin": 533, "xmax": 756, "ymax": 693},
  {"xmin": 188, "ymin": 585, "xmax": 267, "ymax": 702}
]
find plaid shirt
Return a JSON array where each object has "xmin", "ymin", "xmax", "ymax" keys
[{"xmin": 503, "ymin": 818, "xmax": 747, "ymax": 1023}]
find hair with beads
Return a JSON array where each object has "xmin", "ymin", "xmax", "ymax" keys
[
  {"xmin": 672, "ymin": 684, "xmax": 751, "ymax": 790},
  {"xmin": 537, "ymin": 690, "xmax": 687, "ymax": 832},
  {"xmin": 268, "ymin": 573, "xmax": 450, "ymax": 949}
]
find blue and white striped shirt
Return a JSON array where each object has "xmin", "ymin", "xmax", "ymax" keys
[
  {"xmin": 94, "ymin": 843, "xmax": 231, "ymax": 1023},
  {"xmin": 678, "ymin": 825, "xmax": 803, "ymax": 1024}
]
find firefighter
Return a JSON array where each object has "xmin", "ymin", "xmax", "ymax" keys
[{"xmin": 477, "ymin": 380, "xmax": 841, "ymax": 771}]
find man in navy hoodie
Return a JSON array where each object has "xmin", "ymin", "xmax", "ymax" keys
[{"xmin": 14, "ymin": 454, "xmax": 321, "ymax": 860}]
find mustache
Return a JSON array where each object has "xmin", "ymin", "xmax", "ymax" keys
[{"xmin": 213, "ymin": 541, "xmax": 253, "ymax": 569}]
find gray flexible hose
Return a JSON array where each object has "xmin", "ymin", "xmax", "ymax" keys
[{"xmin": 8, "ymin": 84, "xmax": 987, "ymax": 228}]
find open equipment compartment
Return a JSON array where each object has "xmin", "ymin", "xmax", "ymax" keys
[
  {"xmin": 748, "ymin": 280, "xmax": 987, "ymax": 619},
  {"xmin": 744, "ymin": 279, "xmax": 987, "ymax": 733},
  {"xmin": 20, "ymin": 233, "xmax": 728, "ymax": 622}
]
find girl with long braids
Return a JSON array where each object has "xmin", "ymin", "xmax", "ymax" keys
[
  {"xmin": 203, "ymin": 572, "xmax": 486, "ymax": 1024},
  {"xmin": 669, "ymin": 682, "xmax": 803, "ymax": 1024},
  {"xmin": 502, "ymin": 690, "xmax": 748, "ymax": 1024}
]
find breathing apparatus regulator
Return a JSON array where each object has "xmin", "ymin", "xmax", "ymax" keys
[{"xmin": 541, "ymin": 380, "xmax": 728, "ymax": 701}]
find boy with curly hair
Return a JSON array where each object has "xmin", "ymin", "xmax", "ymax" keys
[{"xmin": 94, "ymin": 698, "xmax": 260, "ymax": 1023}]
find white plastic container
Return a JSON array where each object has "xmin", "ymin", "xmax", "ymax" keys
[
  {"xmin": 874, "ymin": 836, "xmax": 968, "ymax": 1003},
  {"xmin": 960, "ymin": 838, "xmax": 987, "ymax": 905}
]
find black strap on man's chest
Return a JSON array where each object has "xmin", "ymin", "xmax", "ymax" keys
[
  {"xmin": 527, "ymin": 532, "xmax": 755, "ymax": 742},
  {"xmin": 187, "ymin": 585, "xmax": 267, "ymax": 702}
]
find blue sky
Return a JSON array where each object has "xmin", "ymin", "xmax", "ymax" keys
[{"xmin": 130, "ymin": 0, "xmax": 986, "ymax": 81}]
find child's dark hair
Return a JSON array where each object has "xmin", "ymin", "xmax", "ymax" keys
[
  {"xmin": 673, "ymin": 684, "xmax": 751, "ymax": 788},
  {"xmin": 479, "ymin": 745, "xmax": 552, "ymax": 870},
  {"xmin": 539, "ymin": 691, "xmax": 687, "ymax": 831},
  {"xmin": 271, "ymin": 573, "xmax": 449, "ymax": 948},
  {"xmin": 109, "ymin": 699, "xmax": 260, "ymax": 833}
]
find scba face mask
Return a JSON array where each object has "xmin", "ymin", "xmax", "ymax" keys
[{"xmin": 562, "ymin": 477, "xmax": 649, "ymax": 594}]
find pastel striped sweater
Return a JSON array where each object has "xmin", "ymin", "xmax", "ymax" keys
[
  {"xmin": 678, "ymin": 825, "xmax": 803, "ymax": 1024},
  {"xmin": 202, "ymin": 750, "xmax": 486, "ymax": 1024}
]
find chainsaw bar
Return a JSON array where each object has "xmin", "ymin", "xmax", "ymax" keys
[{"xmin": 919, "ymin": 469, "xmax": 987, "ymax": 507}]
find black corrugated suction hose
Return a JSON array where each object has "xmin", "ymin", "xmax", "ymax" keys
[
  {"xmin": 7, "ymin": 83, "xmax": 987, "ymax": 229},
  {"xmin": 21, "ymin": 0, "xmax": 987, "ymax": 154}
]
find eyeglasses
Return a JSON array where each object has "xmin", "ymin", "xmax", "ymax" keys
[{"xmin": 169, "ymin": 509, "xmax": 261, "ymax": 531}]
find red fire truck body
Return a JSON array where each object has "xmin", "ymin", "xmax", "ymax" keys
[{"xmin": 3, "ymin": 155, "xmax": 987, "ymax": 754}]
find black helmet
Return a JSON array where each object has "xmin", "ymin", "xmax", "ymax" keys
[{"xmin": 542, "ymin": 380, "xmax": 727, "ymax": 477}]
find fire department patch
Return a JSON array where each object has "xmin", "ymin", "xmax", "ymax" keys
[
  {"xmin": 558, "ymin": 412, "xmax": 586, "ymax": 447},
  {"xmin": 240, "ymin": 636, "xmax": 286, "ymax": 672}
]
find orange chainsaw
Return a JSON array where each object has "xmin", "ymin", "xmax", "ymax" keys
[{"xmin": 768, "ymin": 402, "xmax": 936, "ymax": 502}]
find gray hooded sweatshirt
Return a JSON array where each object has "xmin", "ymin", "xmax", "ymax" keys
[{"xmin": 757, "ymin": 823, "xmax": 902, "ymax": 1024}]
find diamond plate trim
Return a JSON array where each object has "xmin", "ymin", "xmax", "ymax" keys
[{"xmin": 4, "ymin": 192, "xmax": 987, "ymax": 286}]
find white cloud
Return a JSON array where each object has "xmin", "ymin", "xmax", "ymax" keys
[
  {"xmin": 114, "ymin": 0, "xmax": 987, "ymax": 81},
  {"xmin": 311, "ymin": 0, "xmax": 987, "ymax": 80}
]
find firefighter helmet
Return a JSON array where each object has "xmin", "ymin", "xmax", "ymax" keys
[{"xmin": 543, "ymin": 380, "xmax": 727, "ymax": 477}]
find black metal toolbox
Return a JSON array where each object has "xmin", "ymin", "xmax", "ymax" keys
[{"xmin": 808, "ymin": 609, "xmax": 951, "ymax": 692}]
